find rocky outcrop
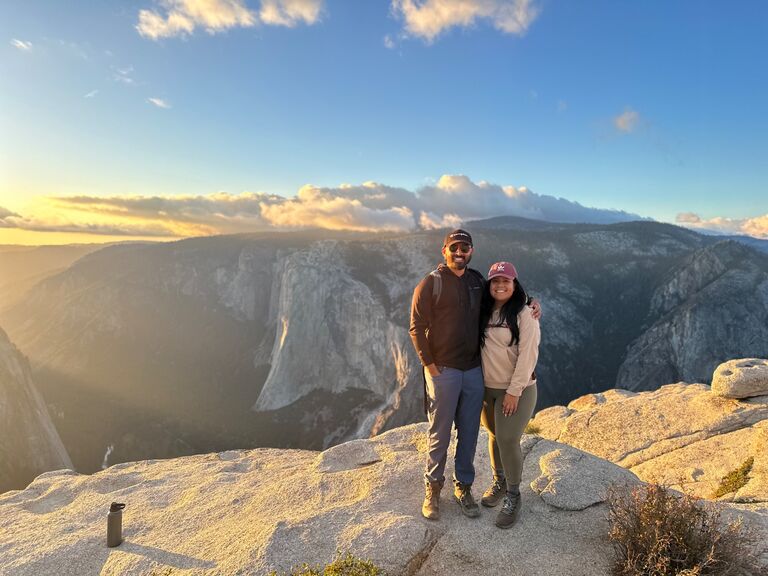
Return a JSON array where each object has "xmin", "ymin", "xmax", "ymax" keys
[
  {"xmin": 712, "ymin": 358, "xmax": 768, "ymax": 399},
  {"xmin": 532, "ymin": 376, "xmax": 768, "ymax": 504},
  {"xmin": 1, "ymin": 422, "xmax": 765, "ymax": 575},
  {"xmin": 0, "ymin": 326, "xmax": 72, "ymax": 492}
]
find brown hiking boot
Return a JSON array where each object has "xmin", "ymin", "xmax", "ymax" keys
[
  {"xmin": 481, "ymin": 477, "xmax": 506, "ymax": 508},
  {"xmin": 495, "ymin": 492, "xmax": 520, "ymax": 529},
  {"xmin": 453, "ymin": 481, "xmax": 480, "ymax": 518},
  {"xmin": 422, "ymin": 480, "xmax": 443, "ymax": 520}
]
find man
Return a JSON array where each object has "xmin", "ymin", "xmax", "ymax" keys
[
  {"xmin": 409, "ymin": 229, "xmax": 487, "ymax": 520},
  {"xmin": 410, "ymin": 229, "xmax": 541, "ymax": 521}
]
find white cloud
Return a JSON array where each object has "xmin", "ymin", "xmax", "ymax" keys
[
  {"xmin": 614, "ymin": 108, "xmax": 640, "ymax": 133},
  {"xmin": 3, "ymin": 176, "xmax": 647, "ymax": 239},
  {"xmin": 147, "ymin": 97, "xmax": 172, "ymax": 109},
  {"xmin": 260, "ymin": 185, "xmax": 414, "ymax": 232},
  {"xmin": 675, "ymin": 212, "xmax": 701, "ymax": 224},
  {"xmin": 259, "ymin": 0, "xmax": 323, "ymax": 26},
  {"xmin": 137, "ymin": 0, "xmax": 257, "ymax": 38},
  {"xmin": 392, "ymin": 0, "xmax": 540, "ymax": 43},
  {"xmin": 137, "ymin": 0, "xmax": 322, "ymax": 39},
  {"xmin": 112, "ymin": 65, "xmax": 136, "ymax": 85},
  {"xmin": 384, "ymin": 34, "xmax": 396, "ymax": 49},
  {"xmin": 676, "ymin": 212, "xmax": 768, "ymax": 239},
  {"xmin": 419, "ymin": 211, "xmax": 462, "ymax": 230},
  {"xmin": 0, "ymin": 206, "xmax": 21, "ymax": 224},
  {"xmin": 84, "ymin": 90, "xmax": 99, "ymax": 98},
  {"xmin": 10, "ymin": 39, "xmax": 33, "ymax": 51}
]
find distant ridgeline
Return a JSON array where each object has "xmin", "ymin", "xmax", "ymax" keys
[{"xmin": 1, "ymin": 217, "xmax": 767, "ymax": 476}]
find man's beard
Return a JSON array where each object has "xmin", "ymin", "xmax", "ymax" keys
[{"xmin": 446, "ymin": 252, "xmax": 471, "ymax": 269}]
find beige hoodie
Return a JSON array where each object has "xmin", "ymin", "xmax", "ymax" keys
[{"xmin": 481, "ymin": 305, "xmax": 540, "ymax": 396}]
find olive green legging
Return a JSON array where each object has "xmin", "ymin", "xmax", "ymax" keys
[{"xmin": 480, "ymin": 384, "xmax": 538, "ymax": 490}]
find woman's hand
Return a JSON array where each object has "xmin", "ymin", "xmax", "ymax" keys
[
  {"xmin": 503, "ymin": 393, "xmax": 519, "ymax": 417},
  {"xmin": 529, "ymin": 298, "xmax": 542, "ymax": 320}
]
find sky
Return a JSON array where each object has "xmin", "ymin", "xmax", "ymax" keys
[{"xmin": 1, "ymin": 0, "xmax": 767, "ymax": 245}]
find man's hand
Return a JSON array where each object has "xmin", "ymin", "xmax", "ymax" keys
[
  {"xmin": 529, "ymin": 298, "xmax": 542, "ymax": 320},
  {"xmin": 503, "ymin": 393, "xmax": 519, "ymax": 417},
  {"xmin": 427, "ymin": 364, "xmax": 442, "ymax": 378}
]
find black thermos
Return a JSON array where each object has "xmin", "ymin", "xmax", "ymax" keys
[{"xmin": 107, "ymin": 502, "xmax": 126, "ymax": 547}]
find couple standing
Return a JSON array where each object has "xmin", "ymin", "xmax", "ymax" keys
[{"xmin": 409, "ymin": 229, "xmax": 541, "ymax": 528}]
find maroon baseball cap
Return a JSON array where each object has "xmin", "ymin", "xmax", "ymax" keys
[
  {"xmin": 487, "ymin": 261, "xmax": 518, "ymax": 281},
  {"xmin": 443, "ymin": 229, "xmax": 473, "ymax": 247}
]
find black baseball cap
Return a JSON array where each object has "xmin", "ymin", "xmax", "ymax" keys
[{"xmin": 443, "ymin": 229, "xmax": 473, "ymax": 247}]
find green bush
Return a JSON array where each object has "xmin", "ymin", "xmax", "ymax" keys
[
  {"xmin": 269, "ymin": 552, "xmax": 382, "ymax": 576},
  {"xmin": 606, "ymin": 482, "xmax": 758, "ymax": 575},
  {"xmin": 712, "ymin": 457, "xmax": 754, "ymax": 499}
]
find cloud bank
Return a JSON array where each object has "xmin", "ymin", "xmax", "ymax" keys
[
  {"xmin": 676, "ymin": 212, "xmax": 768, "ymax": 239},
  {"xmin": 391, "ymin": 0, "xmax": 541, "ymax": 43},
  {"xmin": 137, "ymin": 0, "xmax": 323, "ymax": 38},
  {"xmin": 0, "ymin": 175, "xmax": 646, "ymax": 239}
]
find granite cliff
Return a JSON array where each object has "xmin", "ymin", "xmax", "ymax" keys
[{"xmin": 0, "ymin": 325, "xmax": 72, "ymax": 492}]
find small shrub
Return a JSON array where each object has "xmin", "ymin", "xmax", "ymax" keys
[
  {"xmin": 606, "ymin": 482, "xmax": 758, "ymax": 576},
  {"xmin": 524, "ymin": 421, "xmax": 541, "ymax": 435},
  {"xmin": 270, "ymin": 552, "xmax": 382, "ymax": 576},
  {"xmin": 712, "ymin": 457, "xmax": 754, "ymax": 499}
]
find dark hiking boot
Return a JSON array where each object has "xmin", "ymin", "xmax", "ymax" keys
[
  {"xmin": 481, "ymin": 477, "xmax": 506, "ymax": 508},
  {"xmin": 453, "ymin": 481, "xmax": 480, "ymax": 518},
  {"xmin": 495, "ymin": 493, "xmax": 521, "ymax": 529},
  {"xmin": 422, "ymin": 480, "xmax": 443, "ymax": 520}
]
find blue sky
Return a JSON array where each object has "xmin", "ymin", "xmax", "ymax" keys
[{"xmin": 1, "ymin": 1, "xmax": 767, "ymax": 243}]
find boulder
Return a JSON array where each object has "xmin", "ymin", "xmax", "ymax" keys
[
  {"xmin": 529, "ymin": 441, "xmax": 640, "ymax": 510},
  {"xmin": 712, "ymin": 358, "xmax": 768, "ymax": 399}
]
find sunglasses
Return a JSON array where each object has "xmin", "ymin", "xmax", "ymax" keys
[{"xmin": 448, "ymin": 243, "xmax": 472, "ymax": 254}]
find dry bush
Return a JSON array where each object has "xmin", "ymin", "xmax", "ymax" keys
[{"xmin": 606, "ymin": 482, "xmax": 759, "ymax": 575}]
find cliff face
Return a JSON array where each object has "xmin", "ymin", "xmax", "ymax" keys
[
  {"xmin": 2, "ymin": 221, "xmax": 768, "ymax": 473},
  {"xmin": 0, "ymin": 326, "xmax": 72, "ymax": 492},
  {"xmin": 617, "ymin": 241, "xmax": 768, "ymax": 391},
  {"xmin": 256, "ymin": 240, "xmax": 403, "ymax": 410}
]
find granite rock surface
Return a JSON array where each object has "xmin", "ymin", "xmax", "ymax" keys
[{"xmin": 2, "ymin": 421, "xmax": 767, "ymax": 575}]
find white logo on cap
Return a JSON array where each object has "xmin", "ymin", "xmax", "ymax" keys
[{"xmin": 496, "ymin": 264, "xmax": 505, "ymax": 271}]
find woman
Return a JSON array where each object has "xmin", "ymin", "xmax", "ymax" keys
[{"xmin": 479, "ymin": 261, "xmax": 540, "ymax": 529}]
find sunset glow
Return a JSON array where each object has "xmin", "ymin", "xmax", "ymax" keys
[{"xmin": 2, "ymin": 1, "xmax": 767, "ymax": 245}]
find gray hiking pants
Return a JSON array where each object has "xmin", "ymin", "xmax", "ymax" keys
[
  {"xmin": 424, "ymin": 365, "xmax": 484, "ymax": 485},
  {"xmin": 480, "ymin": 383, "xmax": 537, "ymax": 489}
]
